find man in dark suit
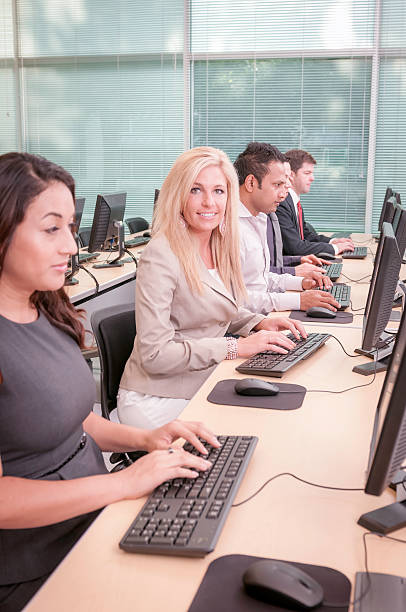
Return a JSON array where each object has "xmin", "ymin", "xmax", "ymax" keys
[{"xmin": 276, "ymin": 150, "xmax": 354, "ymax": 257}]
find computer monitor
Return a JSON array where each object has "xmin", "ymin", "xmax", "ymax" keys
[
  {"xmin": 64, "ymin": 197, "xmax": 86, "ymax": 286},
  {"xmin": 74, "ymin": 197, "xmax": 86, "ymax": 231},
  {"xmin": 88, "ymin": 192, "xmax": 127, "ymax": 268},
  {"xmin": 391, "ymin": 196, "xmax": 406, "ymax": 256},
  {"xmin": 377, "ymin": 187, "xmax": 395, "ymax": 233},
  {"xmin": 353, "ymin": 222, "xmax": 402, "ymax": 375},
  {"xmin": 357, "ymin": 305, "xmax": 406, "ymax": 534}
]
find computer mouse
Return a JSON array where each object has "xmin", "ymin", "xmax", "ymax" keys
[
  {"xmin": 243, "ymin": 559, "xmax": 324, "ymax": 610},
  {"xmin": 234, "ymin": 378, "xmax": 279, "ymax": 396},
  {"xmin": 317, "ymin": 252, "xmax": 336, "ymax": 261},
  {"xmin": 306, "ymin": 306, "xmax": 336, "ymax": 319},
  {"xmin": 142, "ymin": 231, "xmax": 151, "ymax": 238}
]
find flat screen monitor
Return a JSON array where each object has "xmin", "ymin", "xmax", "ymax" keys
[
  {"xmin": 377, "ymin": 187, "xmax": 395, "ymax": 233},
  {"xmin": 353, "ymin": 222, "xmax": 402, "ymax": 374},
  {"xmin": 358, "ymin": 305, "xmax": 406, "ymax": 534},
  {"xmin": 88, "ymin": 192, "xmax": 127, "ymax": 268},
  {"xmin": 391, "ymin": 197, "xmax": 406, "ymax": 256},
  {"xmin": 65, "ymin": 197, "xmax": 86, "ymax": 285},
  {"xmin": 74, "ymin": 197, "xmax": 86, "ymax": 231}
]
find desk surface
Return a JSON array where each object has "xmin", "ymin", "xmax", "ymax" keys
[
  {"xmin": 66, "ymin": 234, "xmax": 148, "ymax": 304},
  {"xmin": 26, "ymin": 324, "xmax": 406, "ymax": 612}
]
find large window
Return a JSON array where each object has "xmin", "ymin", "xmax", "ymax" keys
[
  {"xmin": 190, "ymin": 0, "xmax": 406, "ymax": 233},
  {"xmin": 1, "ymin": 0, "xmax": 184, "ymax": 225},
  {"xmin": 193, "ymin": 57, "xmax": 371, "ymax": 232},
  {"xmin": 1, "ymin": 1, "xmax": 406, "ymax": 231}
]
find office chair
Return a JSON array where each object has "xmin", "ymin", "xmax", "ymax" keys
[
  {"xmin": 125, "ymin": 217, "xmax": 149, "ymax": 234},
  {"xmin": 78, "ymin": 226, "xmax": 92, "ymax": 248},
  {"xmin": 91, "ymin": 302, "xmax": 146, "ymax": 469}
]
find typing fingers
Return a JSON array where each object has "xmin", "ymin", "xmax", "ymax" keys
[{"xmin": 176, "ymin": 421, "xmax": 220, "ymax": 452}]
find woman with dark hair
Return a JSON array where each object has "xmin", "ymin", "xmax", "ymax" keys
[{"xmin": 0, "ymin": 152, "xmax": 218, "ymax": 611}]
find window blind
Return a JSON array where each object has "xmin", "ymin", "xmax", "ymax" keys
[
  {"xmin": 191, "ymin": 0, "xmax": 375, "ymax": 232},
  {"xmin": 3, "ymin": 0, "xmax": 184, "ymax": 227},
  {"xmin": 190, "ymin": 0, "xmax": 375, "ymax": 53}
]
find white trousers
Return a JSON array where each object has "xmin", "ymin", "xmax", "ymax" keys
[{"xmin": 117, "ymin": 387, "xmax": 189, "ymax": 429}]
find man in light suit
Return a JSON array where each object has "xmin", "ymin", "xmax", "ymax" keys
[{"xmin": 276, "ymin": 150, "xmax": 354, "ymax": 257}]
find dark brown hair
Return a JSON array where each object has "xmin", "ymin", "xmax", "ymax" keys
[
  {"xmin": 0, "ymin": 152, "xmax": 86, "ymax": 347},
  {"xmin": 285, "ymin": 149, "xmax": 317, "ymax": 173},
  {"xmin": 234, "ymin": 142, "xmax": 285, "ymax": 187}
]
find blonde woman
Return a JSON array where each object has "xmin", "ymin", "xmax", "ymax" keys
[{"xmin": 118, "ymin": 147, "xmax": 306, "ymax": 428}]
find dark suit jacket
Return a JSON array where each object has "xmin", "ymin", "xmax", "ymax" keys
[{"xmin": 275, "ymin": 192, "xmax": 335, "ymax": 256}]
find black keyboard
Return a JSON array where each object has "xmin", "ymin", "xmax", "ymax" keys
[
  {"xmin": 322, "ymin": 262, "xmax": 343, "ymax": 281},
  {"xmin": 236, "ymin": 332, "xmax": 331, "ymax": 378},
  {"xmin": 119, "ymin": 435, "xmax": 257, "ymax": 557},
  {"xmin": 341, "ymin": 246, "xmax": 367, "ymax": 259},
  {"xmin": 124, "ymin": 236, "xmax": 151, "ymax": 248},
  {"xmin": 323, "ymin": 283, "xmax": 351, "ymax": 309},
  {"xmin": 78, "ymin": 251, "xmax": 100, "ymax": 263}
]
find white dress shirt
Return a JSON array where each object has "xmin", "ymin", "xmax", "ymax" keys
[
  {"xmin": 289, "ymin": 188, "xmax": 338, "ymax": 255},
  {"xmin": 238, "ymin": 201, "xmax": 303, "ymax": 313}
]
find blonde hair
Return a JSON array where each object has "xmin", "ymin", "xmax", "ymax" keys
[{"xmin": 152, "ymin": 146, "xmax": 246, "ymax": 301}]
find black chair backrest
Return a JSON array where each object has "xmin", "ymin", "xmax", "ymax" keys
[
  {"xmin": 91, "ymin": 303, "xmax": 136, "ymax": 420},
  {"xmin": 125, "ymin": 217, "xmax": 149, "ymax": 234},
  {"xmin": 78, "ymin": 226, "xmax": 92, "ymax": 248}
]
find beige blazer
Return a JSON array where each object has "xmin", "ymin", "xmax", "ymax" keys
[{"xmin": 120, "ymin": 234, "xmax": 264, "ymax": 400}]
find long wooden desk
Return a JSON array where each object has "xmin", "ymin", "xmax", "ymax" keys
[
  {"xmin": 26, "ymin": 324, "xmax": 406, "ymax": 611},
  {"xmin": 65, "ymin": 236, "xmax": 148, "ymax": 330}
]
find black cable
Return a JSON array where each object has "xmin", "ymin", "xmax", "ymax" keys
[
  {"xmin": 328, "ymin": 333, "xmax": 364, "ymax": 357},
  {"xmin": 78, "ymin": 264, "xmax": 100, "ymax": 293},
  {"xmin": 349, "ymin": 299, "xmax": 365, "ymax": 313},
  {"xmin": 341, "ymin": 272, "xmax": 371, "ymax": 284},
  {"xmin": 275, "ymin": 340, "xmax": 378, "ymax": 395},
  {"xmin": 323, "ymin": 531, "xmax": 406, "ymax": 608},
  {"xmin": 353, "ymin": 238, "xmax": 375, "ymax": 245},
  {"xmin": 323, "ymin": 532, "xmax": 372, "ymax": 608},
  {"xmin": 124, "ymin": 247, "xmax": 138, "ymax": 266},
  {"xmin": 305, "ymin": 342, "xmax": 378, "ymax": 394},
  {"xmin": 232, "ymin": 472, "xmax": 363, "ymax": 508},
  {"xmin": 234, "ymin": 472, "xmax": 406, "ymax": 609},
  {"xmin": 324, "ymin": 531, "xmax": 406, "ymax": 609}
]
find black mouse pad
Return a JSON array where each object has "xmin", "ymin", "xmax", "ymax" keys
[
  {"xmin": 188, "ymin": 554, "xmax": 351, "ymax": 612},
  {"xmin": 290, "ymin": 310, "xmax": 353, "ymax": 324},
  {"xmin": 207, "ymin": 379, "xmax": 306, "ymax": 411}
]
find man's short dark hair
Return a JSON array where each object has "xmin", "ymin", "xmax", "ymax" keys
[
  {"xmin": 234, "ymin": 142, "xmax": 286, "ymax": 187},
  {"xmin": 285, "ymin": 149, "xmax": 317, "ymax": 173}
]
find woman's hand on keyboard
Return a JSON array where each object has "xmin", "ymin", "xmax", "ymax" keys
[
  {"xmin": 254, "ymin": 316, "xmax": 307, "ymax": 340},
  {"xmin": 237, "ymin": 329, "xmax": 296, "ymax": 358},
  {"xmin": 118, "ymin": 448, "xmax": 212, "ymax": 500},
  {"xmin": 140, "ymin": 420, "xmax": 220, "ymax": 455}
]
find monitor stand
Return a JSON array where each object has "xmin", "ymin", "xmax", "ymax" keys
[
  {"xmin": 93, "ymin": 221, "xmax": 127, "ymax": 269},
  {"xmin": 358, "ymin": 482, "xmax": 406, "ymax": 534},
  {"xmin": 64, "ymin": 238, "xmax": 80, "ymax": 285},
  {"xmin": 354, "ymin": 571, "xmax": 406, "ymax": 612},
  {"xmin": 352, "ymin": 332, "xmax": 396, "ymax": 376}
]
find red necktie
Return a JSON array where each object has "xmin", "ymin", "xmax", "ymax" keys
[{"xmin": 297, "ymin": 200, "xmax": 304, "ymax": 240}]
